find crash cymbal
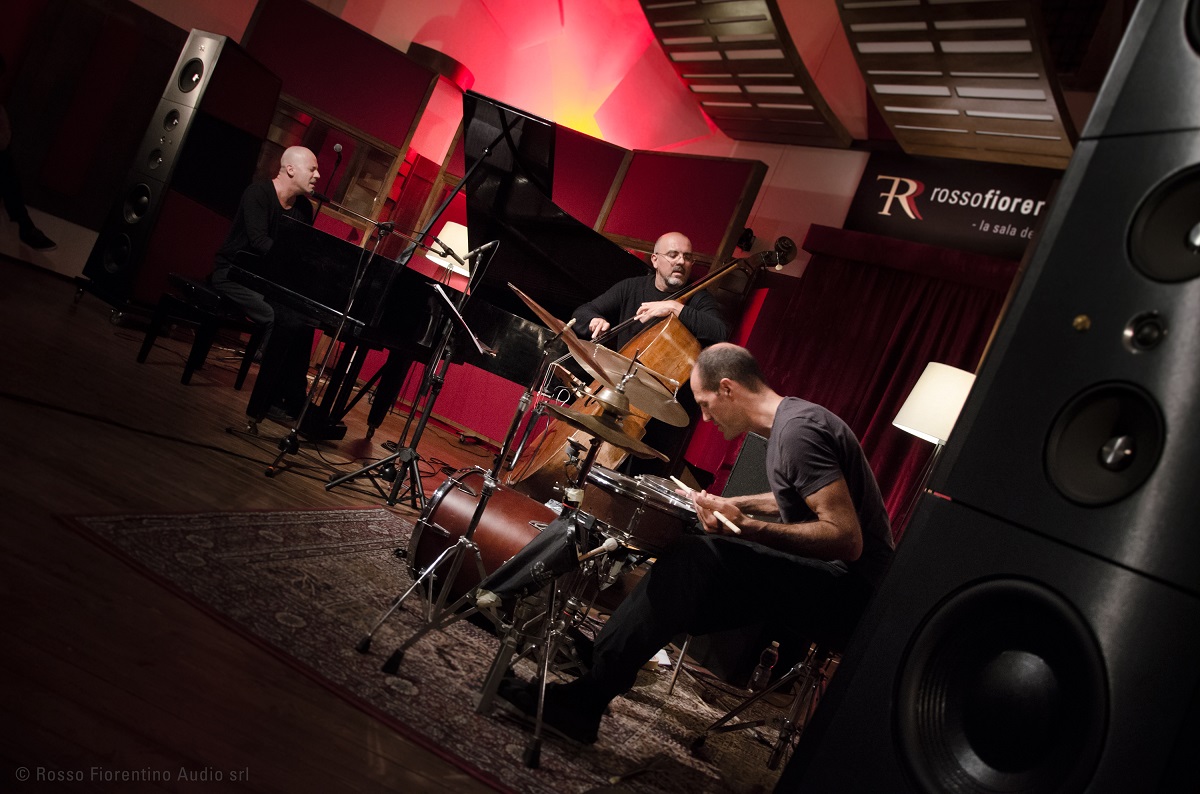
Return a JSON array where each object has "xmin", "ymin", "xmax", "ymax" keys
[
  {"xmin": 508, "ymin": 283, "xmax": 614, "ymax": 389},
  {"xmin": 590, "ymin": 347, "xmax": 689, "ymax": 427},
  {"xmin": 543, "ymin": 403, "xmax": 668, "ymax": 461}
]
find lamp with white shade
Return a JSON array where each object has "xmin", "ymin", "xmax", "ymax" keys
[{"xmin": 892, "ymin": 361, "xmax": 976, "ymax": 528}]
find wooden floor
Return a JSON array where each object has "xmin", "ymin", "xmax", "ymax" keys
[{"xmin": 0, "ymin": 256, "xmax": 507, "ymax": 791}]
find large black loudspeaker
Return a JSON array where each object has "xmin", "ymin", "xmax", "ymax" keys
[
  {"xmin": 781, "ymin": 0, "xmax": 1200, "ymax": 791},
  {"xmin": 83, "ymin": 30, "xmax": 280, "ymax": 307},
  {"xmin": 724, "ymin": 431, "xmax": 769, "ymax": 498}
]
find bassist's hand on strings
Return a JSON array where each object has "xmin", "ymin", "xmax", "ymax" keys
[
  {"xmin": 588, "ymin": 317, "xmax": 610, "ymax": 340},
  {"xmin": 634, "ymin": 299, "xmax": 684, "ymax": 324}
]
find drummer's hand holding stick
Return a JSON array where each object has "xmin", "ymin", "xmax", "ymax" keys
[{"xmin": 671, "ymin": 476, "xmax": 742, "ymax": 535}]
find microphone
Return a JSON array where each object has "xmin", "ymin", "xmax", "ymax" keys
[
  {"xmin": 433, "ymin": 238, "xmax": 466, "ymax": 266},
  {"xmin": 550, "ymin": 360, "xmax": 586, "ymax": 395},
  {"xmin": 317, "ymin": 145, "xmax": 343, "ymax": 209},
  {"xmin": 465, "ymin": 239, "xmax": 498, "ymax": 259}
]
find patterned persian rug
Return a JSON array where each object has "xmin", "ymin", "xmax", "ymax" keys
[{"xmin": 66, "ymin": 507, "xmax": 789, "ymax": 794}]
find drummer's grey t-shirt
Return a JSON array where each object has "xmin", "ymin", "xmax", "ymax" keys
[{"xmin": 765, "ymin": 397, "xmax": 894, "ymax": 590}]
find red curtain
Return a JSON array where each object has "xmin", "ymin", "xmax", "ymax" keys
[{"xmin": 692, "ymin": 225, "xmax": 1019, "ymax": 539}]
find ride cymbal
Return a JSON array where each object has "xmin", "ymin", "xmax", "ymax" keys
[
  {"xmin": 590, "ymin": 346, "xmax": 689, "ymax": 427},
  {"xmin": 543, "ymin": 403, "xmax": 668, "ymax": 461},
  {"xmin": 509, "ymin": 283, "xmax": 615, "ymax": 389}
]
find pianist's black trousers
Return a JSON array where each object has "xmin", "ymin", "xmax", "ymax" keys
[
  {"xmin": 210, "ymin": 265, "xmax": 274, "ymax": 352},
  {"xmin": 246, "ymin": 304, "xmax": 314, "ymax": 420}
]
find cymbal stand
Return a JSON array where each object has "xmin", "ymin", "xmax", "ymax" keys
[
  {"xmin": 352, "ymin": 328, "xmax": 597, "ymax": 657},
  {"xmin": 505, "ymin": 351, "xmax": 589, "ymax": 476},
  {"xmin": 492, "ymin": 323, "xmax": 580, "ymax": 476}
]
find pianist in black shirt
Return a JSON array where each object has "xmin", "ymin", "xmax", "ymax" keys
[
  {"xmin": 570, "ymin": 231, "xmax": 728, "ymax": 475},
  {"xmin": 210, "ymin": 145, "xmax": 320, "ymax": 422}
]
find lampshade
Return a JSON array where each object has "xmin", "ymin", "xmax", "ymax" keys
[
  {"xmin": 893, "ymin": 362, "xmax": 976, "ymax": 445},
  {"xmin": 424, "ymin": 221, "xmax": 471, "ymax": 277}
]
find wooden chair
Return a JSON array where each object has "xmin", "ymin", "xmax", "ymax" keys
[{"xmin": 137, "ymin": 274, "xmax": 264, "ymax": 389}]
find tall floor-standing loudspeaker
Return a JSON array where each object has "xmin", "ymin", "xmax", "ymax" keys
[
  {"xmin": 781, "ymin": 0, "xmax": 1200, "ymax": 791},
  {"xmin": 82, "ymin": 30, "xmax": 280, "ymax": 308}
]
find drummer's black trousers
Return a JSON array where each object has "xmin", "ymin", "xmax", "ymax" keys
[{"xmin": 578, "ymin": 534, "xmax": 873, "ymax": 708}]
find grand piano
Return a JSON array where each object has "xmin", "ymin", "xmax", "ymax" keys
[{"xmin": 232, "ymin": 91, "xmax": 650, "ymax": 436}]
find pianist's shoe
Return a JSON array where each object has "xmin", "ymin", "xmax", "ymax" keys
[
  {"xmin": 20, "ymin": 225, "xmax": 56, "ymax": 252},
  {"xmin": 265, "ymin": 404, "xmax": 298, "ymax": 425}
]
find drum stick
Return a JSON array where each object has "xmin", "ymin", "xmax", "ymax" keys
[{"xmin": 670, "ymin": 476, "xmax": 741, "ymax": 534}]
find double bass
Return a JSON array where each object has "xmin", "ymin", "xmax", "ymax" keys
[{"xmin": 505, "ymin": 237, "xmax": 796, "ymax": 497}]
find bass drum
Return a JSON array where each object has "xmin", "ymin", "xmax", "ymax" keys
[
  {"xmin": 583, "ymin": 465, "xmax": 698, "ymax": 554},
  {"xmin": 408, "ymin": 468, "xmax": 558, "ymax": 601}
]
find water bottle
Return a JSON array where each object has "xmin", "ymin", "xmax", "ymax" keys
[{"xmin": 748, "ymin": 640, "xmax": 780, "ymax": 692}]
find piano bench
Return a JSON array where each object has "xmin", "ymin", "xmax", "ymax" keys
[{"xmin": 136, "ymin": 274, "xmax": 265, "ymax": 389}]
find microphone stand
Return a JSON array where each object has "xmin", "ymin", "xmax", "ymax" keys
[
  {"xmin": 314, "ymin": 144, "xmax": 342, "ymax": 215},
  {"xmin": 325, "ymin": 238, "xmax": 499, "ymax": 507},
  {"xmin": 324, "ymin": 123, "xmax": 514, "ymax": 509},
  {"xmin": 261, "ymin": 197, "xmax": 438, "ymax": 477}
]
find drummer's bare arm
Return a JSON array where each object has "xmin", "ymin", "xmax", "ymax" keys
[
  {"xmin": 736, "ymin": 479, "xmax": 863, "ymax": 561},
  {"xmin": 725, "ymin": 492, "xmax": 779, "ymax": 516}
]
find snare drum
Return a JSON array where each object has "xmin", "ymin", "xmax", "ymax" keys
[
  {"xmin": 582, "ymin": 465, "xmax": 697, "ymax": 554},
  {"xmin": 409, "ymin": 468, "xmax": 558, "ymax": 600}
]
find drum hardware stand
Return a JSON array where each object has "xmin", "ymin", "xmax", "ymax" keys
[
  {"xmin": 362, "ymin": 438, "xmax": 603, "ymax": 681},
  {"xmin": 364, "ymin": 429, "xmax": 604, "ymax": 674},
  {"xmin": 477, "ymin": 536, "xmax": 619, "ymax": 768},
  {"xmin": 690, "ymin": 641, "xmax": 827, "ymax": 771},
  {"xmin": 506, "ymin": 352, "xmax": 589, "ymax": 475},
  {"xmin": 354, "ymin": 465, "xmax": 499, "ymax": 668},
  {"xmin": 352, "ymin": 316, "xmax": 593, "ymax": 669},
  {"xmin": 493, "ymin": 323, "xmax": 582, "ymax": 479}
]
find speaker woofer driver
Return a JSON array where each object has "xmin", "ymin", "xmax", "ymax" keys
[
  {"xmin": 122, "ymin": 183, "xmax": 153, "ymax": 224},
  {"xmin": 102, "ymin": 233, "xmax": 132, "ymax": 275},
  {"xmin": 1129, "ymin": 165, "xmax": 1200, "ymax": 283},
  {"xmin": 897, "ymin": 579, "xmax": 1107, "ymax": 794}
]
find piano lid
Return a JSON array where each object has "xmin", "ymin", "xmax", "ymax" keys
[{"xmin": 459, "ymin": 91, "xmax": 649, "ymax": 326}]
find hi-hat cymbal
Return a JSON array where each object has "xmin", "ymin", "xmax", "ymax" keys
[
  {"xmin": 509, "ymin": 283, "xmax": 614, "ymax": 389},
  {"xmin": 591, "ymin": 347, "xmax": 689, "ymax": 427},
  {"xmin": 543, "ymin": 403, "xmax": 668, "ymax": 461}
]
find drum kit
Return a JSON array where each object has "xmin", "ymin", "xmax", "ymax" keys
[{"xmin": 354, "ymin": 283, "xmax": 702, "ymax": 766}]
